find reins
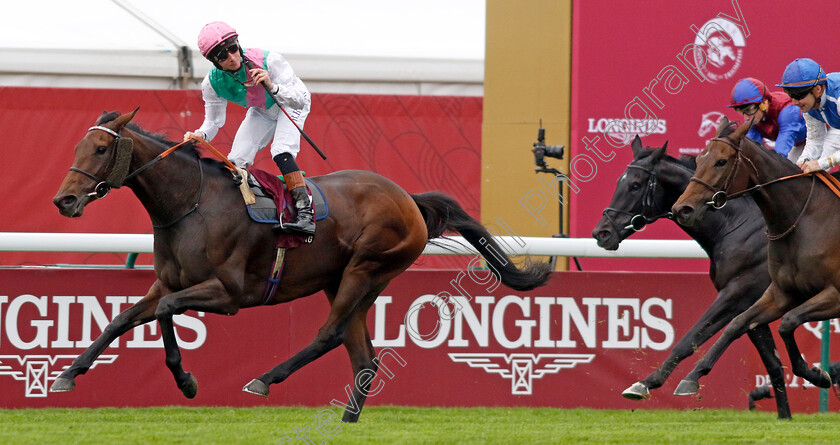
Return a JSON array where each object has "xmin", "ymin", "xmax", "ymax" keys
[
  {"xmin": 765, "ymin": 174, "xmax": 815, "ymax": 241},
  {"xmin": 125, "ymin": 134, "xmax": 239, "ymax": 183}
]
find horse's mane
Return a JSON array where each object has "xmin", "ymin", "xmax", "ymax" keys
[
  {"xmin": 739, "ymin": 133, "xmax": 796, "ymax": 165},
  {"xmin": 96, "ymin": 111, "xmax": 203, "ymax": 160},
  {"xmin": 675, "ymin": 154, "xmax": 697, "ymax": 170}
]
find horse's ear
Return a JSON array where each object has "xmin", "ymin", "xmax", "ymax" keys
[
  {"xmin": 731, "ymin": 120, "xmax": 752, "ymax": 140},
  {"xmin": 715, "ymin": 116, "xmax": 730, "ymax": 137},
  {"xmin": 650, "ymin": 143, "xmax": 667, "ymax": 162},
  {"xmin": 630, "ymin": 135, "xmax": 644, "ymax": 159},
  {"xmin": 112, "ymin": 107, "xmax": 140, "ymax": 132}
]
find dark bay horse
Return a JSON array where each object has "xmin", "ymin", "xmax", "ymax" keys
[
  {"xmin": 50, "ymin": 110, "xmax": 551, "ymax": 422},
  {"xmin": 672, "ymin": 117, "xmax": 840, "ymax": 399},
  {"xmin": 592, "ymin": 136, "xmax": 790, "ymax": 418}
]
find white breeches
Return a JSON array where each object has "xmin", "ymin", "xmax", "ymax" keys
[{"xmin": 227, "ymin": 100, "xmax": 310, "ymax": 168}]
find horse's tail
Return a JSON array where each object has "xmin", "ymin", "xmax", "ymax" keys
[{"xmin": 410, "ymin": 191, "xmax": 551, "ymax": 291}]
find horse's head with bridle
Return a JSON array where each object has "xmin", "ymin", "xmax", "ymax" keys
[
  {"xmin": 672, "ymin": 116, "xmax": 755, "ymax": 227},
  {"xmin": 593, "ymin": 136, "xmax": 673, "ymax": 249},
  {"xmin": 53, "ymin": 109, "xmax": 139, "ymax": 217}
]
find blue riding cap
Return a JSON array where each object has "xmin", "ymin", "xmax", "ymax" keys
[
  {"xmin": 776, "ymin": 58, "xmax": 827, "ymax": 88},
  {"xmin": 729, "ymin": 78, "xmax": 767, "ymax": 107}
]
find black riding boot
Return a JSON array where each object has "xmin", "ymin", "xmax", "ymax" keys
[{"xmin": 277, "ymin": 187, "xmax": 316, "ymax": 235}]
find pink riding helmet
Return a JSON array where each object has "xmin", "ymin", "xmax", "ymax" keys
[{"xmin": 198, "ymin": 21, "xmax": 238, "ymax": 57}]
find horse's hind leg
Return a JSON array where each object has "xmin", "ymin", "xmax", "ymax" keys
[
  {"xmin": 777, "ymin": 287, "xmax": 840, "ymax": 389},
  {"xmin": 50, "ymin": 280, "xmax": 166, "ymax": 393},
  {"xmin": 244, "ymin": 276, "xmax": 387, "ymax": 398},
  {"xmin": 339, "ymin": 296, "xmax": 382, "ymax": 423},
  {"xmin": 745, "ymin": 324, "xmax": 790, "ymax": 419}
]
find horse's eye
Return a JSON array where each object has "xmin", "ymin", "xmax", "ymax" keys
[
  {"xmin": 714, "ymin": 159, "xmax": 727, "ymax": 167},
  {"xmin": 96, "ymin": 146, "xmax": 107, "ymax": 154},
  {"xmin": 630, "ymin": 182, "xmax": 642, "ymax": 191}
]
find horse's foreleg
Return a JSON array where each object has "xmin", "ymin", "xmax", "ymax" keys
[
  {"xmin": 154, "ymin": 278, "xmax": 238, "ymax": 398},
  {"xmin": 674, "ymin": 284, "xmax": 790, "ymax": 396},
  {"xmin": 777, "ymin": 287, "xmax": 840, "ymax": 389},
  {"xmin": 50, "ymin": 280, "xmax": 166, "ymax": 393},
  {"xmin": 745, "ymin": 324, "xmax": 790, "ymax": 419},
  {"xmin": 624, "ymin": 291, "xmax": 736, "ymax": 400},
  {"xmin": 245, "ymin": 276, "xmax": 383, "ymax": 398}
]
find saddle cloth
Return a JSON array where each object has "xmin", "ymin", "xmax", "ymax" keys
[{"xmin": 246, "ymin": 168, "xmax": 329, "ymax": 248}]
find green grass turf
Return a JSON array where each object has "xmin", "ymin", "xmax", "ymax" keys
[{"xmin": 0, "ymin": 406, "xmax": 838, "ymax": 444}]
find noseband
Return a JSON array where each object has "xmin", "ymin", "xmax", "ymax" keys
[
  {"xmin": 68, "ymin": 126, "xmax": 134, "ymax": 199},
  {"xmin": 603, "ymin": 164, "xmax": 672, "ymax": 233}
]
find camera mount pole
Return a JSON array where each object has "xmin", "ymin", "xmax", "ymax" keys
[{"xmin": 531, "ymin": 122, "xmax": 581, "ymax": 271}]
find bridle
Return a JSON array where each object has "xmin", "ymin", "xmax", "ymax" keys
[
  {"xmin": 68, "ymin": 125, "xmax": 205, "ymax": 228},
  {"xmin": 689, "ymin": 135, "xmax": 817, "ymax": 240},
  {"xmin": 602, "ymin": 164, "xmax": 673, "ymax": 233},
  {"xmin": 68, "ymin": 126, "xmax": 135, "ymax": 199}
]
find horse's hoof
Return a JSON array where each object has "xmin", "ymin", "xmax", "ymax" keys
[
  {"xmin": 622, "ymin": 382, "xmax": 650, "ymax": 400},
  {"xmin": 49, "ymin": 377, "xmax": 76, "ymax": 393},
  {"xmin": 179, "ymin": 373, "xmax": 198, "ymax": 399},
  {"xmin": 673, "ymin": 379, "xmax": 700, "ymax": 396},
  {"xmin": 243, "ymin": 379, "xmax": 269, "ymax": 397},
  {"xmin": 810, "ymin": 366, "xmax": 832, "ymax": 389}
]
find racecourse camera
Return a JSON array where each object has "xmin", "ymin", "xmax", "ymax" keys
[{"xmin": 532, "ymin": 125, "xmax": 565, "ymax": 175}]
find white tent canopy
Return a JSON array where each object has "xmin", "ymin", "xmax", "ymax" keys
[{"xmin": 0, "ymin": 0, "xmax": 485, "ymax": 95}]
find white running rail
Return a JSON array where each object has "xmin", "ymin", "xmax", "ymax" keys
[{"xmin": 0, "ymin": 233, "xmax": 707, "ymax": 258}]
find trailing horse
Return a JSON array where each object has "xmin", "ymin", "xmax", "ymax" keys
[
  {"xmin": 592, "ymin": 135, "xmax": 790, "ymax": 418},
  {"xmin": 672, "ymin": 117, "xmax": 840, "ymax": 400},
  {"xmin": 50, "ymin": 110, "xmax": 551, "ymax": 422}
]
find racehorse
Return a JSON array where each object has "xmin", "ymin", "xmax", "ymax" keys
[
  {"xmin": 672, "ymin": 117, "xmax": 840, "ymax": 399},
  {"xmin": 592, "ymin": 135, "xmax": 790, "ymax": 418},
  {"xmin": 50, "ymin": 110, "xmax": 551, "ymax": 422}
]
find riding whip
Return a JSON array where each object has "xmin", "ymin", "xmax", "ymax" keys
[{"xmin": 243, "ymin": 58, "xmax": 327, "ymax": 160}]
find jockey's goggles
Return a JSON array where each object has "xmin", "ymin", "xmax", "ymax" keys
[
  {"xmin": 209, "ymin": 40, "xmax": 240, "ymax": 63},
  {"xmin": 784, "ymin": 86, "xmax": 814, "ymax": 101},
  {"xmin": 734, "ymin": 103, "xmax": 760, "ymax": 116}
]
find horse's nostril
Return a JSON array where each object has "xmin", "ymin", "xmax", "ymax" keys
[
  {"xmin": 677, "ymin": 206, "xmax": 694, "ymax": 217},
  {"xmin": 54, "ymin": 195, "xmax": 77, "ymax": 210}
]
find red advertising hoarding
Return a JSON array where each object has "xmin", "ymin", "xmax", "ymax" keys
[
  {"xmin": 0, "ymin": 268, "xmax": 832, "ymax": 414},
  {"xmin": 0, "ymin": 87, "xmax": 480, "ymax": 270}
]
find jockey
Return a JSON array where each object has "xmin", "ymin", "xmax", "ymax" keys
[
  {"xmin": 185, "ymin": 21, "xmax": 314, "ymax": 235},
  {"xmin": 728, "ymin": 77, "xmax": 806, "ymax": 162},
  {"xmin": 776, "ymin": 58, "xmax": 840, "ymax": 173}
]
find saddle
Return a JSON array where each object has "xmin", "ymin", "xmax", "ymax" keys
[{"xmin": 242, "ymin": 168, "xmax": 329, "ymax": 248}]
